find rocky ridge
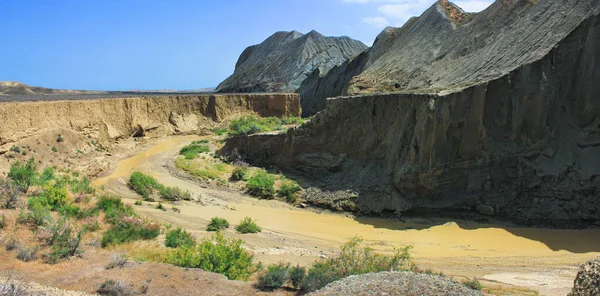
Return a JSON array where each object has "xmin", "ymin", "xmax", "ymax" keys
[
  {"xmin": 300, "ymin": 0, "xmax": 599, "ymax": 115},
  {"xmin": 216, "ymin": 30, "xmax": 367, "ymax": 111}
]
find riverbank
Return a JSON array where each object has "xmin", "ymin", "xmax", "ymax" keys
[{"xmin": 93, "ymin": 135, "xmax": 600, "ymax": 295}]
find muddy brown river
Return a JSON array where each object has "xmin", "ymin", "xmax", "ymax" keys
[{"xmin": 93, "ymin": 135, "xmax": 600, "ymax": 295}]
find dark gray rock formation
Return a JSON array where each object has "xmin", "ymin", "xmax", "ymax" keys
[
  {"xmin": 300, "ymin": 0, "xmax": 600, "ymax": 116},
  {"xmin": 222, "ymin": 0, "xmax": 600, "ymax": 228},
  {"xmin": 216, "ymin": 30, "xmax": 367, "ymax": 110},
  {"xmin": 570, "ymin": 257, "xmax": 600, "ymax": 296}
]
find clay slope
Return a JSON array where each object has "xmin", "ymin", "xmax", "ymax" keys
[
  {"xmin": 222, "ymin": 0, "xmax": 600, "ymax": 227},
  {"xmin": 300, "ymin": 0, "xmax": 600, "ymax": 115},
  {"xmin": 0, "ymin": 94, "xmax": 300, "ymax": 146},
  {"xmin": 0, "ymin": 81, "xmax": 105, "ymax": 95},
  {"xmin": 216, "ymin": 30, "xmax": 367, "ymax": 95}
]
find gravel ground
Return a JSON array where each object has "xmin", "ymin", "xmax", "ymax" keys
[
  {"xmin": 0, "ymin": 276, "xmax": 90, "ymax": 296},
  {"xmin": 310, "ymin": 271, "xmax": 483, "ymax": 296}
]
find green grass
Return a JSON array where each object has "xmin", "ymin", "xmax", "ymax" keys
[
  {"xmin": 8, "ymin": 157, "xmax": 37, "ymax": 192},
  {"xmin": 129, "ymin": 171, "xmax": 160, "ymax": 200},
  {"xmin": 228, "ymin": 116, "xmax": 304, "ymax": 137},
  {"xmin": 166, "ymin": 232, "xmax": 255, "ymax": 280},
  {"xmin": 246, "ymin": 171, "xmax": 275, "ymax": 199},
  {"xmin": 462, "ymin": 278, "xmax": 483, "ymax": 291},
  {"xmin": 277, "ymin": 180, "xmax": 301, "ymax": 203},
  {"xmin": 179, "ymin": 143, "xmax": 210, "ymax": 159},
  {"xmin": 206, "ymin": 217, "xmax": 230, "ymax": 232},
  {"xmin": 165, "ymin": 227, "xmax": 196, "ymax": 248},
  {"xmin": 258, "ymin": 262, "xmax": 290, "ymax": 291},
  {"xmin": 235, "ymin": 217, "xmax": 261, "ymax": 234},
  {"xmin": 129, "ymin": 171, "xmax": 190, "ymax": 201},
  {"xmin": 230, "ymin": 167, "xmax": 250, "ymax": 181}
]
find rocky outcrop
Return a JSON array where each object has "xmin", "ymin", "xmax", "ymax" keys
[
  {"xmin": 222, "ymin": 2, "xmax": 600, "ymax": 227},
  {"xmin": 300, "ymin": 0, "xmax": 600, "ymax": 116},
  {"xmin": 310, "ymin": 272, "xmax": 483, "ymax": 296},
  {"xmin": 0, "ymin": 94, "xmax": 300, "ymax": 145},
  {"xmin": 569, "ymin": 257, "xmax": 600, "ymax": 296},
  {"xmin": 216, "ymin": 30, "xmax": 367, "ymax": 110}
]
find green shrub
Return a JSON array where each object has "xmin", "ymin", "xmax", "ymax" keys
[
  {"xmin": 129, "ymin": 171, "xmax": 159, "ymax": 200},
  {"xmin": 206, "ymin": 217, "xmax": 230, "ymax": 232},
  {"xmin": 101, "ymin": 219, "xmax": 160, "ymax": 248},
  {"xmin": 235, "ymin": 217, "xmax": 261, "ymax": 234},
  {"xmin": 300, "ymin": 237, "xmax": 412, "ymax": 293},
  {"xmin": 51, "ymin": 146, "xmax": 57, "ymax": 153},
  {"xmin": 282, "ymin": 116, "xmax": 304, "ymax": 125},
  {"xmin": 159, "ymin": 186, "xmax": 191, "ymax": 201},
  {"xmin": 301, "ymin": 261, "xmax": 340, "ymax": 293},
  {"xmin": 277, "ymin": 180, "xmax": 301, "ymax": 203},
  {"xmin": 8, "ymin": 157, "xmax": 37, "ymax": 192},
  {"xmin": 83, "ymin": 219, "xmax": 100, "ymax": 232},
  {"xmin": 462, "ymin": 278, "xmax": 483, "ymax": 291},
  {"xmin": 18, "ymin": 202, "xmax": 51, "ymax": 226},
  {"xmin": 44, "ymin": 225, "xmax": 84, "ymax": 264},
  {"xmin": 16, "ymin": 246, "xmax": 38, "ymax": 262},
  {"xmin": 230, "ymin": 167, "xmax": 249, "ymax": 181},
  {"xmin": 0, "ymin": 178, "xmax": 21, "ymax": 209},
  {"xmin": 213, "ymin": 128, "xmax": 228, "ymax": 136},
  {"xmin": 257, "ymin": 262, "xmax": 290, "ymax": 291},
  {"xmin": 69, "ymin": 176, "xmax": 95, "ymax": 194},
  {"xmin": 0, "ymin": 214, "xmax": 5, "ymax": 229},
  {"xmin": 166, "ymin": 232, "xmax": 255, "ymax": 280},
  {"xmin": 36, "ymin": 167, "xmax": 56, "ymax": 186},
  {"xmin": 246, "ymin": 171, "xmax": 275, "ymax": 199},
  {"xmin": 96, "ymin": 195, "xmax": 135, "ymax": 225},
  {"xmin": 165, "ymin": 227, "xmax": 196, "ymax": 248},
  {"xmin": 29, "ymin": 183, "xmax": 70, "ymax": 211},
  {"xmin": 192, "ymin": 139, "xmax": 209, "ymax": 144},
  {"xmin": 56, "ymin": 135, "xmax": 64, "ymax": 142},
  {"xmin": 289, "ymin": 264, "xmax": 306, "ymax": 289},
  {"xmin": 134, "ymin": 200, "xmax": 142, "ymax": 205},
  {"xmin": 10, "ymin": 146, "xmax": 20, "ymax": 153},
  {"xmin": 179, "ymin": 144, "xmax": 210, "ymax": 159}
]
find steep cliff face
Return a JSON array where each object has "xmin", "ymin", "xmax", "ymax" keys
[
  {"xmin": 0, "ymin": 94, "xmax": 300, "ymax": 145},
  {"xmin": 216, "ymin": 30, "xmax": 367, "ymax": 103},
  {"xmin": 300, "ymin": 0, "xmax": 600, "ymax": 115},
  {"xmin": 222, "ymin": 7, "xmax": 600, "ymax": 227}
]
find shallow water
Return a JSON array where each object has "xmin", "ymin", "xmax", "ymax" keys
[{"xmin": 94, "ymin": 135, "xmax": 600, "ymax": 259}]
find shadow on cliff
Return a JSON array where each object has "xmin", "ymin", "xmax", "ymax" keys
[{"xmin": 353, "ymin": 216, "xmax": 600, "ymax": 254}]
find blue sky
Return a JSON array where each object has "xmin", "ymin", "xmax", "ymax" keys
[{"xmin": 0, "ymin": 0, "xmax": 492, "ymax": 90}]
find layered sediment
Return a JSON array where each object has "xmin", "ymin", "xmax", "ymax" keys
[{"xmin": 0, "ymin": 94, "xmax": 300, "ymax": 146}]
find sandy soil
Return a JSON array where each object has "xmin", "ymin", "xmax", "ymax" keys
[{"xmin": 93, "ymin": 135, "xmax": 600, "ymax": 296}]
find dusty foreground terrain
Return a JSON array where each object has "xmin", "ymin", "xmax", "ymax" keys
[
  {"xmin": 93, "ymin": 135, "xmax": 599, "ymax": 296},
  {"xmin": 0, "ymin": 134, "xmax": 598, "ymax": 295}
]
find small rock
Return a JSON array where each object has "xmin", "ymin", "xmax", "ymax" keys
[{"xmin": 476, "ymin": 204, "xmax": 495, "ymax": 216}]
